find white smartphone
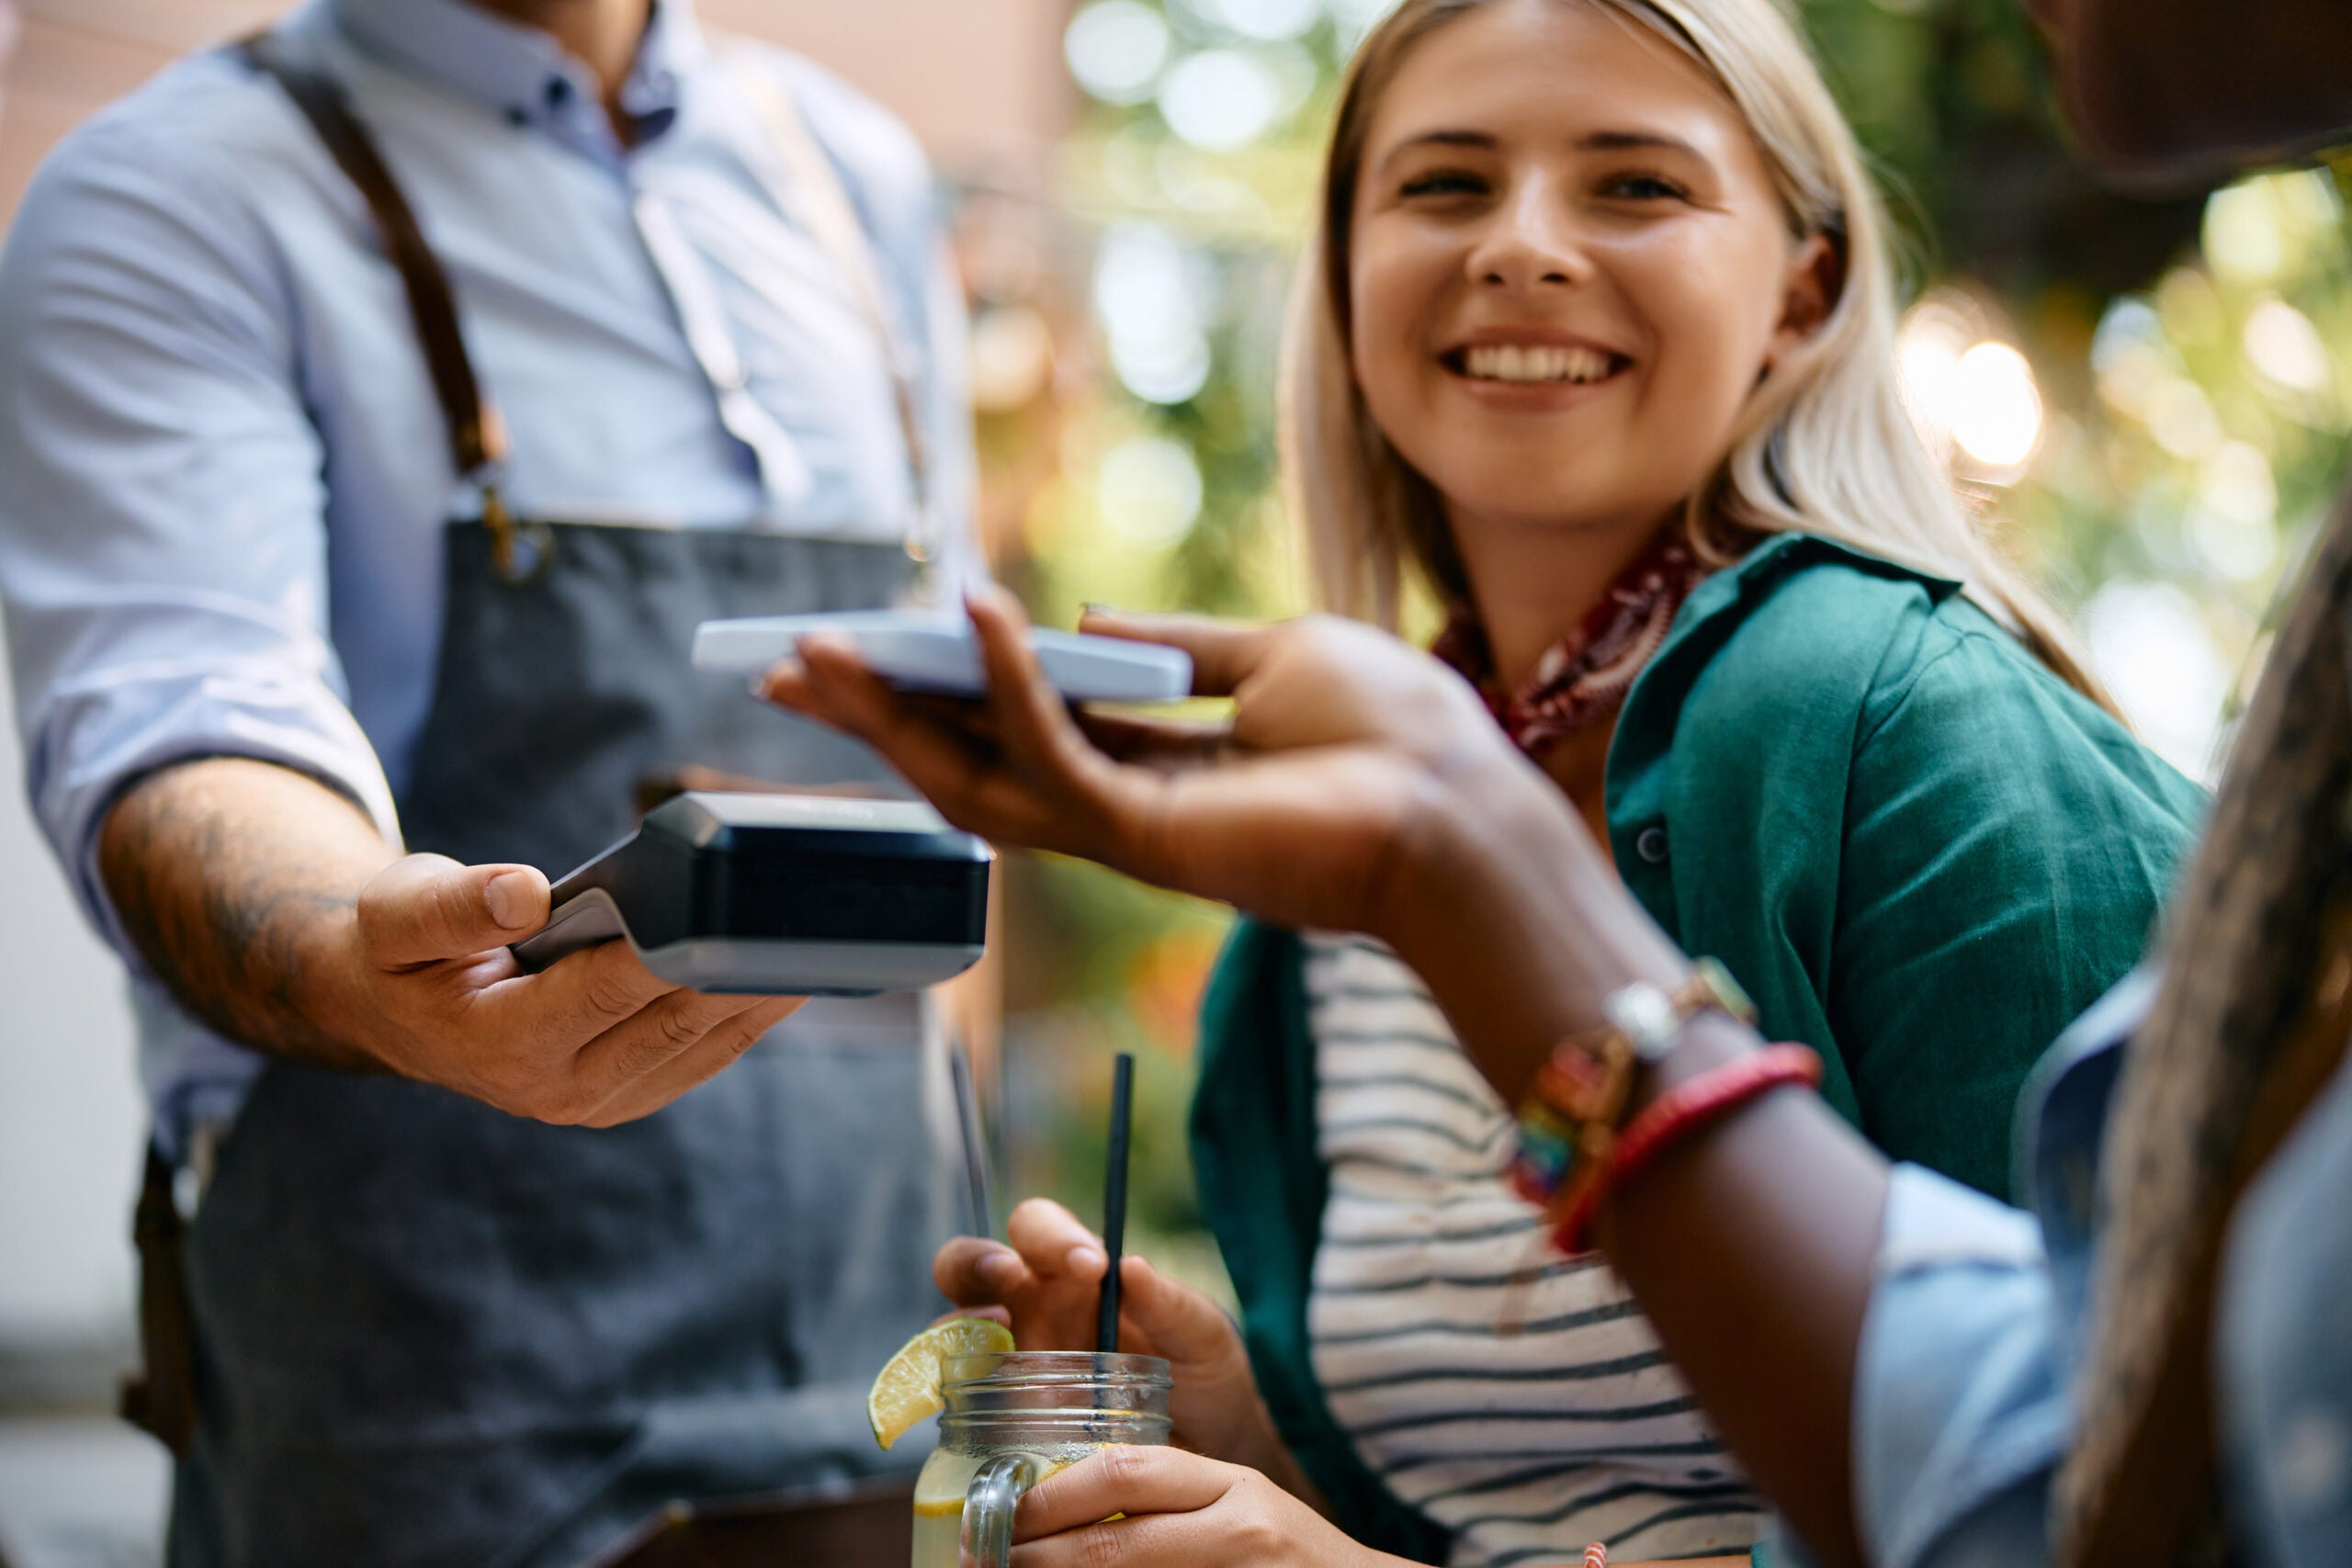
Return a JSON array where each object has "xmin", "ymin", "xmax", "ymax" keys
[{"xmin": 693, "ymin": 609, "xmax": 1193, "ymax": 704}]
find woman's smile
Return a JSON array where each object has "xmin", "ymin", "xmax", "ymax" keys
[{"xmin": 1439, "ymin": 328, "xmax": 1631, "ymax": 408}]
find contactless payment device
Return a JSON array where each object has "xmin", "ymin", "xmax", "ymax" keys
[
  {"xmin": 692, "ymin": 610, "xmax": 1193, "ymax": 704},
  {"xmin": 511, "ymin": 792, "xmax": 991, "ymax": 995}
]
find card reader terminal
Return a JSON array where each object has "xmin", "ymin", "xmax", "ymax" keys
[{"xmin": 511, "ymin": 792, "xmax": 992, "ymax": 995}]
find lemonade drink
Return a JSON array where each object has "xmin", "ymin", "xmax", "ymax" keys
[
  {"xmin": 906, "ymin": 1351, "xmax": 1170, "ymax": 1568},
  {"xmin": 910, "ymin": 1445, "xmax": 1101, "ymax": 1568}
]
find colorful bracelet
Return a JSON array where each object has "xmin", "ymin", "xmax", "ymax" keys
[
  {"xmin": 1508, "ymin": 960, "xmax": 1757, "ymax": 1209},
  {"xmin": 1551, "ymin": 1044, "xmax": 1823, "ymax": 1253}
]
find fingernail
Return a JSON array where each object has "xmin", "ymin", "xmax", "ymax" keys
[
  {"xmin": 1069, "ymin": 1245, "xmax": 1107, "ymax": 1275},
  {"xmin": 974, "ymin": 1249, "xmax": 1019, "ymax": 1286},
  {"xmin": 486, "ymin": 870, "xmax": 537, "ymax": 930},
  {"xmin": 1080, "ymin": 602, "xmax": 1116, "ymax": 616}
]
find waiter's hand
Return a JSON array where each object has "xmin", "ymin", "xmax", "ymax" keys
[
  {"xmin": 333, "ymin": 852, "xmax": 804, "ymax": 1126},
  {"xmin": 99, "ymin": 757, "xmax": 802, "ymax": 1126}
]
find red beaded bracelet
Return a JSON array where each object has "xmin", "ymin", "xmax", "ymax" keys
[{"xmin": 1552, "ymin": 1045, "xmax": 1823, "ymax": 1253}]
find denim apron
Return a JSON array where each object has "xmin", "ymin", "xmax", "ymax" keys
[{"xmin": 160, "ymin": 38, "xmax": 962, "ymax": 1567}]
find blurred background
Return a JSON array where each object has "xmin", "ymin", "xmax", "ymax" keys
[{"xmin": 0, "ymin": 0, "xmax": 2346, "ymax": 1561}]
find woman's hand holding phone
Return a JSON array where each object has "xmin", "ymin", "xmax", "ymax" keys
[
  {"xmin": 757, "ymin": 585, "xmax": 1540, "ymax": 955},
  {"xmin": 761, "ymin": 584, "xmax": 1692, "ymax": 1111}
]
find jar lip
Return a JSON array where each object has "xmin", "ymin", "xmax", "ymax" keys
[{"xmin": 942, "ymin": 1350, "xmax": 1173, "ymax": 1389}]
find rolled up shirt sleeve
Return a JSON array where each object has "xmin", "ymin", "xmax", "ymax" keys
[
  {"xmin": 0, "ymin": 116, "xmax": 400, "ymax": 961},
  {"xmin": 1856, "ymin": 1164, "xmax": 2070, "ymax": 1568}
]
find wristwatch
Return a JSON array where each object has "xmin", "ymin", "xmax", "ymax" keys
[
  {"xmin": 1508, "ymin": 958, "xmax": 1757, "ymax": 1211},
  {"xmin": 1606, "ymin": 958, "xmax": 1755, "ymax": 1063}
]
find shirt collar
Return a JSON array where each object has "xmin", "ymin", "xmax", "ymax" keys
[{"xmin": 326, "ymin": 0, "xmax": 704, "ymax": 142}]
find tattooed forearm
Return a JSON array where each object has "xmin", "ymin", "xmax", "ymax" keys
[{"xmin": 97, "ymin": 758, "xmax": 396, "ymax": 1070}]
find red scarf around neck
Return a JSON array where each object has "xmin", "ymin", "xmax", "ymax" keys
[{"xmin": 1431, "ymin": 528, "xmax": 1713, "ymax": 757}]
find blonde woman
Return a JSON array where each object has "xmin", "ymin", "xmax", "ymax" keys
[{"xmin": 780, "ymin": 0, "xmax": 2202, "ymax": 1562}]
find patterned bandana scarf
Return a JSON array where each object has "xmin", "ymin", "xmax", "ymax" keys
[{"xmin": 1430, "ymin": 528, "xmax": 1712, "ymax": 755}]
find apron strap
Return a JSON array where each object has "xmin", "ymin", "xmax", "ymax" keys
[
  {"xmin": 238, "ymin": 33, "xmax": 551, "ymax": 581},
  {"xmin": 238, "ymin": 32, "xmax": 499, "ymax": 482},
  {"xmin": 727, "ymin": 53, "xmax": 939, "ymax": 569},
  {"xmin": 242, "ymin": 31, "xmax": 935, "ymax": 582},
  {"xmin": 119, "ymin": 1143, "xmax": 198, "ymax": 1456}
]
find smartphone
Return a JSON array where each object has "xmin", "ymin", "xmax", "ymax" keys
[{"xmin": 693, "ymin": 609, "xmax": 1193, "ymax": 705}]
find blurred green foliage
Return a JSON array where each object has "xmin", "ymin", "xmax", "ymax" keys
[{"xmin": 975, "ymin": 0, "xmax": 2351, "ymax": 1302}]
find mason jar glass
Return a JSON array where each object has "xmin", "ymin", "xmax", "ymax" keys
[{"xmin": 910, "ymin": 1350, "xmax": 1172, "ymax": 1568}]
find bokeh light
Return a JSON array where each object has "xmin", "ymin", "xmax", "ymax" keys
[
  {"xmin": 1065, "ymin": 0, "xmax": 1172, "ymax": 105},
  {"xmin": 1949, "ymin": 342, "xmax": 2043, "ymax": 473},
  {"xmin": 1097, "ymin": 434, "xmax": 1205, "ymax": 544},
  {"xmin": 2243, "ymin": 298, "xmax": 2333, "ymax": 394},
  {"xmin": 1210, "ymin": 0, "xmax": 1321, "ymax": 42},
  {"xmin": 2082, "ymin": 581, "xmax": 2232, "ymax": 779},
  {"xmin": 1158, "ymin": 49, "xmax": 1284, "ymax": 151},
  {"xmin": 968, "ymin": 305, "xmax": 1056, "ymax": 412},
  {"xmin": 1895, "ymin": 294, "xmax": 1979, "ymax": 462},
  {"xmin": 1091, "ymin": 222, "xmax": 1215, "ymax": 405}
]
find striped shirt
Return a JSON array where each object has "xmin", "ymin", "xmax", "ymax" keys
[{"xmin": 1304, "ymin": 934, "xmax": 1767, "ymax": 1565}]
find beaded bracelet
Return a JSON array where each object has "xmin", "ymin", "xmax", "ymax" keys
[
  {"xmin": 1508, "ymin": 960, "xmax": 1756, "ymax": 1213},
  {"xmin": 1551, "ymin": 1044, "xmax": 1824, "ymax": 1253}
]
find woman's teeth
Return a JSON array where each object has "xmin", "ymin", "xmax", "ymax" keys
[{"xmin": 1461, "ymin": 344, "xmax": 1613, "ymax": 384}]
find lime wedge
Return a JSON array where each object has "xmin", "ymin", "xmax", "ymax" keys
[{"xmin": 867, "ymin": 1317, "xmax": 1015, "ymax": 1450}]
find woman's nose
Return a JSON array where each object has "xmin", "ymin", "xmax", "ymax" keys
[{"xmin": 1466, "ymin": 180, "xmax": 1589, "ymax": 291}]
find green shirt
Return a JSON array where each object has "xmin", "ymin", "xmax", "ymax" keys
[{"xmin": 1188, "ymin": 534, "xmax": 2206, "ymax": 1563}]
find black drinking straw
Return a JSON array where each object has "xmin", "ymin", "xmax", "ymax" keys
[
  {"xmin": 1095, "ymin": 1053, "xmax": 1136, "ymax": 1355},
  {"xmin": 948, "ymin": 1032, "xmax": 996, "ymax": 1239}
]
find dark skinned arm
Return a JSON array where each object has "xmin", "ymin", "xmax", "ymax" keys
[
  {"xmin": 1389, "ymin": 761, "xmax": 1885, "ymax": 1568},
  {"xmin": 763, "ymin": 592, "xmax": 1891, "ymax": 1566}
]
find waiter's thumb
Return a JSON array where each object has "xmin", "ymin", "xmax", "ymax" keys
[{"xmin": 356, "ymin": 853, "xmax": 550, "ymax": 969}]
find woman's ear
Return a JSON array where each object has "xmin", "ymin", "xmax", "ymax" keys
[{"xmin": 1763, "ymin": 231, "xmax": 1841, "ymax": 373}]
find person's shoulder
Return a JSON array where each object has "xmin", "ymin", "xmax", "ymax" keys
[
  {"xmin": 1856, "ymin": 587, "xmax": 2073, "ymax": 737},
  {"xmin": 1713, "ymin": 536, "xmax": 2140, "ymax": 755},
  {"xmin": 1654, "ymin": 532, "xmax": 1960, "ymax": 731},
  {"xmin": 718, "ymin": 39, "xmax": 935, "ymax": 220},
  {"xmin": 34, "ymin": 46, "xmax": 315, "ymax": 201},
  {"xmin": 1742, "ymin": 528, "xmax": 1959, "ymax": 637},
  {"xmin": 3, "ymin": 48, "xmax": 315, "ymax": 301}
]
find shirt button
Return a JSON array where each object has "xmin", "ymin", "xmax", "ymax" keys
[{"xmin": 1635, "ymin": 826, "xmax": 1669, "ymax": 863}]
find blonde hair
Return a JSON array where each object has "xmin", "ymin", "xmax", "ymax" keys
[{"xmin": 1280, "ymin": 0, "xmax": 2116, "ymax": 709}]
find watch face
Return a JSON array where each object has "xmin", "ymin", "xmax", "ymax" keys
[{"xmin": 1604, "ymin": 984, "xmax": 1681, "ymax": 1061}]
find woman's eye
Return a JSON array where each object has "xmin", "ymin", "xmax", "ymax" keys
[
  {"xmin": 1399, "ymin": 171, "xmax": 1487, "ymax": 198},
  {"xmin": 1600, "ymin": 173, "xmax": 1690, "ymax": 201}
]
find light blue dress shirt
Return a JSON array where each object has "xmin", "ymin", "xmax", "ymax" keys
[
  {"xmin": 1853, "ymin": 965, "xmax": 2352, "ymax": 1568},
  {"xmin": 0, "ymin": 0, "xmax": 976, "ymax": 1148}
]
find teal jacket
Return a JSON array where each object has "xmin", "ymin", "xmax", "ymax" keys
[{"xmin": 1189, "ymin": 535, "xmax": 2207, "ymax": 1563}]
